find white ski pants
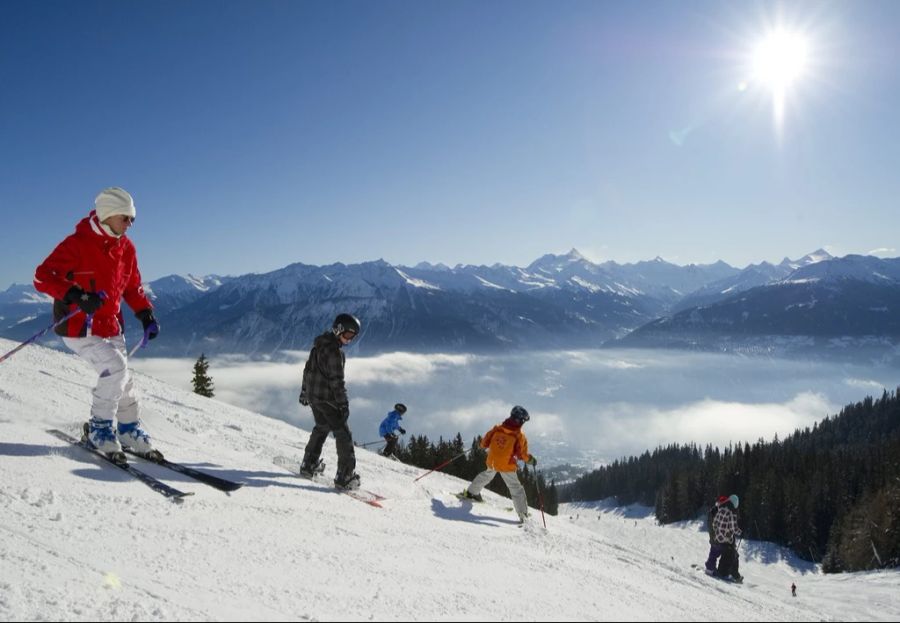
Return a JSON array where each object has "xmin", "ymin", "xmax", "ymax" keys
[
  {"xmin": 469, "ymin": 468, "xmax": 529, "ymax": 520},
  {"xmin": 63, "ymin": 334, "xmax": 139, "ymax": 425}
]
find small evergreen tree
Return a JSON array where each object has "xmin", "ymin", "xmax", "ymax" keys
[{"xmin": 192, "ymin": 354, "xmax": 215, "ymax": 397}]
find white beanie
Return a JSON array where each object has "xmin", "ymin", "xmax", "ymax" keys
[{"xmin": 94, "ymin": 187, "xmax": 136, "ymax": 222}]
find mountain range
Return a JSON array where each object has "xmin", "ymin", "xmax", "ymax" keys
[{"xmin": 2, "ymin": 249, "xmax": 898, "ymax": 359}]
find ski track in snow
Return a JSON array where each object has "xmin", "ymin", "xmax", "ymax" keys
[{"xmin": 1, "ymin": 337, "xmax": 899, "ymax": 621}]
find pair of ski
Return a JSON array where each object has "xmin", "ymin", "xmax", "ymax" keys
[
  {"xmin": 273, "ymin": 456, "xmax": 385, "ymax": 508},
  {"xmin": 47, "ymin": 428, "xmax": 243, "ymax": 503}
]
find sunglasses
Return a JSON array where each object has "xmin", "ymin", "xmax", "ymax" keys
[
  {"xmin": 340, "ymin": 331, "xmax": 358, "ymax": 341},
  {"xmin": 116, "ymin": 215, "xmax": 136, "ymax": 224}
]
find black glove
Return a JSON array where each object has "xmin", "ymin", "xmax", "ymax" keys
[
  {"xmin": 338, "ymin": 403, "xmax": 350, "ymax": 420},
  {"xmin": 527, "ymin": 456, "xmax": 537, "ymax": 466},
  {"xmin": 64, "ymin": 286, "xmax": 105, "ymax": 315},
  {"xmin": 299, "ymin": 391, "xmax": 309, "ymax": 407},
  {"xmin": 398, "ymin": 427, "xmax": 406, "ymax": 435},
  {"xmin": 135, "ymin": 309, "xmax": 160, "ymax": 340}
]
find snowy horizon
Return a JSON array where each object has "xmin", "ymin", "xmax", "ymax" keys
[
  {"xmin": 129, "ymin": 347, "xmax": 900, "ymax": 469},
  {"xmin": 2, "ymin": 337, "xmax": 899, "ymax": 620}
]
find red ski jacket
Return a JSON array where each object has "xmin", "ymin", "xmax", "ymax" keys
[{"xmin": 34, "ymin": 211, "xmax": 152, "ymax": 338}]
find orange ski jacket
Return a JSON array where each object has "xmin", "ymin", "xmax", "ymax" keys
[{"xmin": 481, "ymin": 419, "xmax": 531, "ymax": 472}]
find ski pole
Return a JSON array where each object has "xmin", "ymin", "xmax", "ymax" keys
[
  {"xmin": 413, "ymin": 450, "xmax": 470, "ymax": 483},
  {"xmin": 0, "ymin": 310, "xmax": 79, "ymax": 364},
  {"xmin": 536, "ymin": 476, "xmax": 547, "ymax": 529},
  {"xmin": 82, "ymin": 290, "xmax": 107, "ymax": 335},
  {"xmin": 128, "ymin": 330, "xmax": 150, "ymax": 358},
  {"xmin": 128, "ymin": 316, "xmax": 156, "ymax": 359},
  {"xmin": 355, "ymin": 439, "xmax": 386, "ymax": 448}
]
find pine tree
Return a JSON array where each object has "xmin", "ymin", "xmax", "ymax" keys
[{"xmin": 192, "ymin": 354, "xmax": 215, "ymax": 397}]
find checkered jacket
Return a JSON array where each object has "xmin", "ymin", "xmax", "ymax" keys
[
  {"xmin": 713, "ymin": 504, "xmax": 741, "ymax": 544},
  {"xmin": 300, "ymin": 332, "xmax": 348, "ymax": 407}
]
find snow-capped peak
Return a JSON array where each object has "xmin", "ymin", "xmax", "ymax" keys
[
  {"xmin": 565, "ymin": 248, "xmax": 588, "ymax": 262},
  {"xmin": 526, "ymin": 249, "xmax": 591, "ymax": 273},
  {"xmin": 780, "ymin": 249, "xmax": 834, "ymax": 270},
  {"xmin": 799, "ymin": 249, "xmax": 834, "ymax": 265}
]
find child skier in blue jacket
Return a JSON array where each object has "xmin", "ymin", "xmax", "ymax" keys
[{"xmin": 378, "ymin": 403, "xmax": 407, "ymax": 458}]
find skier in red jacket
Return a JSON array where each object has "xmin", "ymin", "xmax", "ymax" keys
[{"xmin": 34, "ymin": 187, "xmax": 160, "ymax": 459}]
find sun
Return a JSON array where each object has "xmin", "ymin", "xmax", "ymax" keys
[
  {"xmin": 752, "ymin": 30, "xmax": 810, "ymax": 92},
  {"xmin": 744, "ymin": 27, "xmax": 812, "ymax": 135}
]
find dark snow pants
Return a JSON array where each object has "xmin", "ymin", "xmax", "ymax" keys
[
  {"xmin": 716, "ymin": 542, "xmax": 740, "ymax": 578},
  {"xmin": 303, "ymin": 401, "xmax": 356, "ymax": 479},
  {"xmin": 705, "ymin": 543, "xmax": 723, "ymax": 571},
  {"xmin": 382, "ymin": 433, "xmax": 399, "ymax": 457}
]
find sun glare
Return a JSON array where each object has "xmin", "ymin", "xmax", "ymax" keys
[
  {"xmin": 752, "ymin": 30, "xmax": 809, "ymax": 91},
  {"xmin": 746, "ymin": 28, "xmax": 812, "ymax": 136}
]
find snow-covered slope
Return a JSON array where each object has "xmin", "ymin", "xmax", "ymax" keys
[{"xmin": 1, "ymin": 338, "xmax": 898, "ymax": 621}]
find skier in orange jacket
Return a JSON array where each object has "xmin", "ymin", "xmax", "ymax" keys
[{"xmin": 459, "ymin": 405, "xmax": 536, "ymax": 523}]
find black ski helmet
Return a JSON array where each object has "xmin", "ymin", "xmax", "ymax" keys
[
  {"xmin": 332, "ymin": 313, "xmax": 361, "ymax": 336},
  {"xmin": 394, "ymin": 403, "xmax": 407, "ymax": 414},
  {"xmin": 510, "ymin": 405, "xmax": 529, "ymax": 423}
]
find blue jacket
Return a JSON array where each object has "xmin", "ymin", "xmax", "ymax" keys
[{"xmin": 379, "ymin": 410, "xmax": 403, "ymax": 437}]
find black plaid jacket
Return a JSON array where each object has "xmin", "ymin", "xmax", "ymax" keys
[{"xmin": 300, "ymin": 331, "xmax": 348, "ymax": 407}]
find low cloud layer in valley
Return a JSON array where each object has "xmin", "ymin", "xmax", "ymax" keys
[{"xmin": 132, "ymin": 349, "xmax": 899, "ymax": 467}]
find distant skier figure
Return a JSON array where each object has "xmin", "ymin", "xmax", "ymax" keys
[
  {"xmin": 704, "ymin": 495, "xmax": 729, "ymax": 573},
  {"xmin": 712, "ymin": 494, "xmax": 743, "ymax": 582},
  {"xmin": 298, "ymin": 313, "xmax": 361, "ymax": 490},
  {"xmin": 34, "ymin": 187, "xmax": 160, "ymax": 459},
  {"xmin": 378, "ymin": 403, "xmax": 407, "ymax": 458},
  {"xmin": 791, "ymin": 582, "xmax": 797, "ymax": 597},
  {"xmin": 459, "ymin": 405, "xmax": 537, "ymax": 523}
]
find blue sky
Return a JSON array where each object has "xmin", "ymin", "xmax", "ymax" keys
[{"xmin": 2, "ymin": 0, "xmax": 899, "ymax": 287}]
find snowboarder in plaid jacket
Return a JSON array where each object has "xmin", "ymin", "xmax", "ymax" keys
[{"xmin": 298, "ymin": 313, "xmax": 361, "ymax": 489}]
